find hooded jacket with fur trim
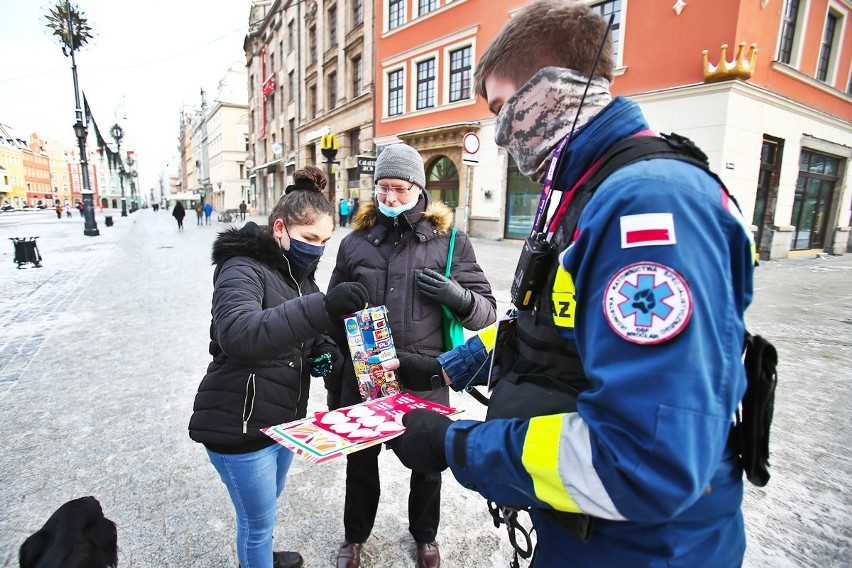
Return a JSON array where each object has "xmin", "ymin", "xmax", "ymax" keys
[
  {"xmin": 189, "ymin": 222, "xmax": 337, "ymax": 453},
  {"xmin": 328, "ymin": 194, "xmax": 496, "ymax": 408}
]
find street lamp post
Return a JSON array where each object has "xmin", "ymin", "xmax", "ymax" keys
[
  {"xmin": 66, "ymin": 1, "xmax": 98, "ymax": 236},
  {"xmin": 127, "ymin": 155, "xmax": 137, "ymax": 212},
  {"xmin": 110, "ymin": 124, "xmax": 128, "ymax": 217}
]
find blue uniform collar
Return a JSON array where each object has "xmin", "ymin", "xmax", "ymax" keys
[{"xmin": 556, "ymin": 97, "xmax": 650, "ymax": 192}]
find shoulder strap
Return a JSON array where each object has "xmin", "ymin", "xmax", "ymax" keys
[
  {"xmin": 445, "ymin": 227, "xmax": 457, "ymax": 278},
  {"xmin": 552, "ymin": 132, "xmax": 732, "ymax": 250}
]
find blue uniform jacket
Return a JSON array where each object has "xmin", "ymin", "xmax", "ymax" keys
[{"xmin": 440, "ymin": 97, "xmax": 753, "ymax": 567}]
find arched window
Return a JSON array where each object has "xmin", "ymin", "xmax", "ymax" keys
[{"xmin": 425, "ymin": 156, "xmax": 459, "ymax": 208}]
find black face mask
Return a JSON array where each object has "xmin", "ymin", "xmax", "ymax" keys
[
  {"xmin": 279, "ymin": 226, "xmax": 325, "ymax": 272},
  {"xmin": 283, "ymin": 238, "xmax": 324, "ymax": 271}
]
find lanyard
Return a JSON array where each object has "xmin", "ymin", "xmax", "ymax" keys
[{"xmin": 530, "ymin": 134, "xmax": 570, "ymax": 235}]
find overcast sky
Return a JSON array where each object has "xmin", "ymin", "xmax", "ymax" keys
[{"xmin": 0, "ymin": 0, "xmax": 253, "ymax": 191}]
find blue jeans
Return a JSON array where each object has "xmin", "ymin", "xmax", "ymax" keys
[{"xmin": 207, "ymin": 444, "xmax": 295, "ymax": 568}]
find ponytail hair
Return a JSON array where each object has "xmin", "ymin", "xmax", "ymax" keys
[{"xmin": 268, "ymin": 165, "xmax": 335, "ymax": 229}]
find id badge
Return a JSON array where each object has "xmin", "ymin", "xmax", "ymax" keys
[{"xmin": 487, "ymin": 308, "xmax": 518, "ymax": 391}]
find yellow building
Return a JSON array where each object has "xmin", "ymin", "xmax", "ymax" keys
[{"xmin": 0, "ymin": 123, "xmax": 28, "ymax": 207}]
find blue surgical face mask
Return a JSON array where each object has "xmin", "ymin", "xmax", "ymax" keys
[{"xmin": 377, "ymin": 198, "xmax": 417, "ymax": 218}]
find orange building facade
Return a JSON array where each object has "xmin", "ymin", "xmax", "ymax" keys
[{"xmin": 375, "ymin": 0, "xmax": 851, "ymax": 258}]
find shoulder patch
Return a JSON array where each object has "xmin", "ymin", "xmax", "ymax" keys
[
  {"xmin": 620, "ymin": 213, "xmax": 676, "ymax": 248},
  {"xmin": 603, "ymin": 262, "xmax": 692, "ymax": 344}
]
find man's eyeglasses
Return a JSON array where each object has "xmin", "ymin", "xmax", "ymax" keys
[{"xmin": 375, "ymin": 183, "xmax": 415, "ymax": 196}]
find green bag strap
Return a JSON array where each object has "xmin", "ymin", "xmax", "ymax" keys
[{"xmin": 445, "ymin": 227, "xmax": 457, "ymax": 278}]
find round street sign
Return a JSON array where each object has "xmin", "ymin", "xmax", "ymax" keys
[{"xmin": 463, "ymin": 132, "xmax": 480, "ymax": 154}]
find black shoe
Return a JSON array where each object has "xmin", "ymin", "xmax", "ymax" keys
[{"xmin": 274, "ymin": 550, "xmax": 304, "ymax": 568}]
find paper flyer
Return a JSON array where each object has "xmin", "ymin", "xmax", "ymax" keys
[
  {"xmin": 343, "ymin": 305, "xmax": 401, "ymax": 401},
  {"xmin": 262, "ymin": 393, "xmax": 458, "ymax": 464}
]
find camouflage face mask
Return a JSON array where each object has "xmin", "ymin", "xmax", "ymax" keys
[{"xmin": 494, "ymin": 66, "xmax": 612, "ymax": 180}]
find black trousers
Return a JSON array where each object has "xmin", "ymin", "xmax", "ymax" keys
[{"xmin": 343, "ymin": 442, "xmax": 441, "ymax": 544}]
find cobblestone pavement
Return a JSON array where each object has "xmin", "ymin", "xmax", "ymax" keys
[{"xmin": 0, "ymin": 209, "xmax": 849, "ymax": 567}]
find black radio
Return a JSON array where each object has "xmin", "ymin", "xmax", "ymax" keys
[{"xmin": 511, "ymin": 234, "xmax": 553, "ymax": 310}]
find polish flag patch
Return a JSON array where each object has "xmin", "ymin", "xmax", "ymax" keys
[{"xmin": 620, "ymin": 213, "xmax": 676, "ymax": 249}]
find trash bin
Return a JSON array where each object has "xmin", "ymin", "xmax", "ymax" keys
[
  {"xmin": 104, "ymin": 215, "xmax": 114, "ymax": 227},
  {"xmin": 9, "ymin": 237, "xmax": 42, "ymax": 269}
]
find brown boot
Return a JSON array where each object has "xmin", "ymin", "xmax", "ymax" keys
[
  {"xmin": 416, "ymin": 541, "xmax": 440, "ymax": 568},
  {"xmin": 336, "ymin": 541, "xmax": 362, "ymax": 568}
]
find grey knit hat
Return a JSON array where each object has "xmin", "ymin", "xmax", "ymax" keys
[{"xmin": 374, "ymin": 143, "xmax": 426, "ymax": 189}]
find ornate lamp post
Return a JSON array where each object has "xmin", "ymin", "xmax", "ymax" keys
[
  {"xmin": 51, "ymin": 0, "xmax": 99, "ymax": 236},
  {"xmin": 127, "ymin": 154, "xmax": 138, "ymax": 212},
  {"xmin": 110, "ymin": 124, "xmax": 128, "ymax": 217}
]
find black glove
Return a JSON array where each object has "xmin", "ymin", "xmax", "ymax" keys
[
  {"xmin": 325, "ymin": 282, "xmax": 369, "ymax": 319},
  {"xmin": 389, "ymin": 409, "xmax": 452, "ymax": 472},
  {"xmin": 396, "ymin": 352, "xmax": 444, "ymax": 391},
  {"xmin": 310, "ymin": 342, "xmax": 344, "ymax": 378},
  {"xmin": 416, "ymin": 268, "xmax": 474, "ymax": 317}
]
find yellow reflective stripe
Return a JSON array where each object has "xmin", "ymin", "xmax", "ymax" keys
[
  {"xmin": 521, "ymin": 414, "xmax": 583, "ymax": 513},
  {"xmin": 477, "ymin": 323, "xmax": 498, "ymax": 353},
  {"xmin": 551, "ymin": 267, "xmax": 576, "ymax": 328}
]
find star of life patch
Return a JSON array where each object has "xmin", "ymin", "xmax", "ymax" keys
[{"xmin": 603, "ymin": 262, "xmax": 692, "ymax": 344}]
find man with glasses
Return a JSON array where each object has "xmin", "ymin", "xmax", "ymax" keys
[{"xmin": 327, "ymin": 143, "xmax": 496, "ymax": 568}]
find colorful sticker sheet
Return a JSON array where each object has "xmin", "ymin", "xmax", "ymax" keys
[
  {"xmin": 343, "ymin": 305, "xmax": 401, "ymax": 401},
  {"xmin": 261, "ymin": 393, "xmax": 458, "ymax": 464}
]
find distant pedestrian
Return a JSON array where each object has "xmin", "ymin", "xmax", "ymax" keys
[
  {"xmin": 77, "ymin": 202, "xmax": 84, "ymax": 217},
  {"xmin": 195, "ymin": 202, "xmax": 204, "ymax": 226},
  {"xmin": 55, "ymin": 204, "xmax": 62, "ymax": 219},
  {"xmin": 239, "ymin": 200, "xmax": 248, "ymax": 220},
  {"xmin": 203, "ymin": 202, "xmax": 213, "ymax": 225},
  {"xmin": 172, "ymin": 201, "xmax": 186, "ymax": 230},
  {"xmin": 338, "ymin": 198, "xmax": 351, "ymax": 227},
  {"xmin": 65, "ymin": 204, "xmax": 72, "ymax": 218}
]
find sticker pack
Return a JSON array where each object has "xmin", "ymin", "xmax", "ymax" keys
[{"xmin": 343, "ymin": 305, "xmax": 400, "ymax": 401}]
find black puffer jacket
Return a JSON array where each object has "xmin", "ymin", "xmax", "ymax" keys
[
  {"xmin": 188, "ymin": 222, "xmax": 337, "ymax": 454},
  {"xmin": 328, "ymin": 194, "xmax": 496, "ymax": 408}
]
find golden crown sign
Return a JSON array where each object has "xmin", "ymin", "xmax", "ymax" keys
[{"xmin": 702, "ymin": 42, "xmax": 758, "ymax": 82}]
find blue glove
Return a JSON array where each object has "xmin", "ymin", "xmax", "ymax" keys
[{"xmin": 389, "ymin": 409, "xmax": 452, "ymax": 472}]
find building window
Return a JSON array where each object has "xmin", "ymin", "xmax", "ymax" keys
[
  {"xmin": 348, "ymin": 167, "xmax": 359, "ymax": 188},
  {"xmin": 289, "ymin": 119, "xmax": 296, "ymax": 149},
  {"xmin": 816, "ymin": 11, "xmax": 838, "ymax": 82},
  {"xmin": 352, "ymin": 0, "xmax": 363, "ymax": 27},
  {"xmin": 389, "ymin": 0, "xmax": 404, "ymax": 30},
  {"xmin": 309, "ymin": 85, "xmax": 317, "ymax": 118},
  {"xmin": 308, "ymin": 26, "xmax": 317, "ymax": 63},
  {"xmin": 270, "ymin": 52, "xmax": 275, "ymax": 74},
  {"xmin": 416, "ymin": 58, "xmax": 436, "ymax": 109},
  {"xmin": 449, "ymin": 46, "xmax": 471, "ymax": 102},
  {"xmin": 268, "ymin": 92, "xmax": 276, "ymax": 117},
  {"xmin": 388, "ymin": 68, "xmax": 404, "ymax": 116},
  {"xmin": 349, "ymin": 129, "xmax": 361, "ymax": 155},
  {"xmin": 288, "ymin": 20, "xmax": 296, "ymax": 52},
  {"xmin": 328, "ymin": 4, "xmax": 338, "ymax": 48},
  {"xmin": 418, "ymin": 0, "xmax": 437, "ymax": 16},
  {"xmin": 352, "ymin": 56, "xmax": 362, "ymax": 96},
  {"xmin": 289, "ymin": 71, "xmax": 295, "ymax": 101},
  {"xmin": 590, "ymin": 0, "xmax": 622, "ymax": 65},
  {"xmin": 790, "ymin": 150, "xmax": 840, "ymax": 250},
  {"xmin": 777, "ymin": 0, "xmax": 801, "ymax": 65},
  {"xmin": 328, "ymin": 71, "xmax": 338, "ymax": 109}
]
